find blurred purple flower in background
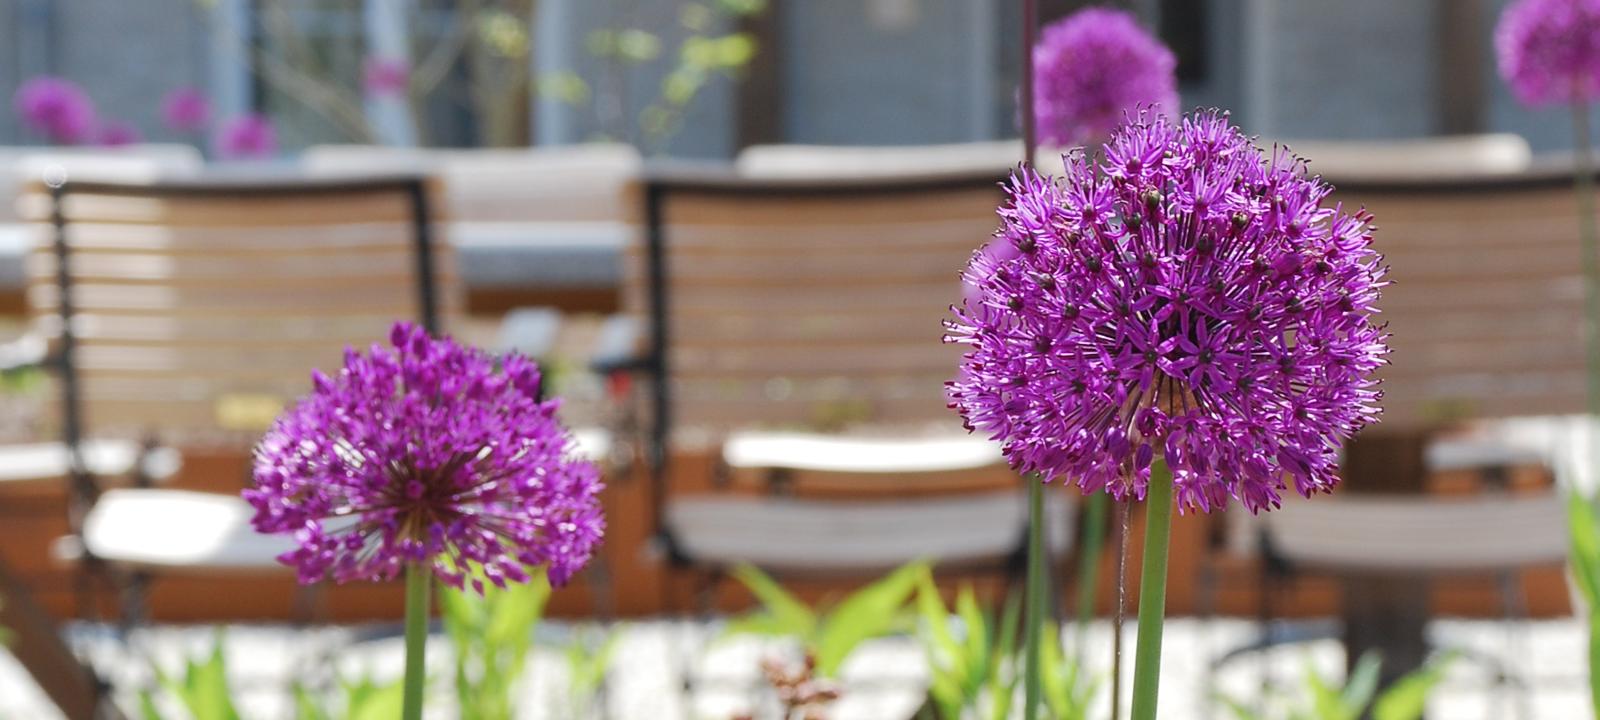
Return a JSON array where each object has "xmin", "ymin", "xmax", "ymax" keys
[
  {"xmin": 213, "ymin": 113, "xmax": 278, "ymax": 159},
  {"xmin": 363, "ymin": 57, "xmax": 410, "ymax": 97},
  {"xmin": 97, "ymin": 120, "xmax": 142, "ymax": 147},
  {"xmin": 13, "ymin": 76, "xmax": 96, "ymax": 145},
  {"xmin": 946, "ymin": 110, "xmax": 1389, "ymax": 513},
  {"xmin": 1497, "ymin": 0, "xmax": 1600, "ymax": 106},
  {"xmin": 245, "ymin": 322, "xmax": 605, "ymax": 591},
  {"xmin": 1032, "ymin": 7, "xmax": 1178, "ymax": 147},
  {"xmin": 161, "ymin": 87, "xmax": 212, "ymax": 133}
]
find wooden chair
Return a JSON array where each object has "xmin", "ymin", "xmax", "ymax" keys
[
  {"xmin": 1199, "ymin": 164, "xmax": 1586, "ymax": 718},
  {"xmin": 23, "ymin": 174, "xmax": 462, "ymax": 590},
  {"xmin": 0, "ymin": 175, "xmax": 459, "ymax": 717},
  {"xmin": 619, "ymin": 166, "xmax": 1074, "ymax": 603}
]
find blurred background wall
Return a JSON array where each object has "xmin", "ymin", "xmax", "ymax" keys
[{"xmin": 0, "ymin": 0, "xmax": 1594, "ymax": 155}]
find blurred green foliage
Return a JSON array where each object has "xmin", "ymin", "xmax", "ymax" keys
[
  {"xmin": 726, "ymin": 560, "xmax": 925, "ymax": 678},
  {"xmin": 1570, "ymin": 491, "xmax": 1600, "ymax": 715},
  {"xmin": 439, "ymin": 567, "xmax": 552, "ymax": 720},
  {"xmin": 1215, "ymin": 651, "xmax": 1455, "ymax": 720}
]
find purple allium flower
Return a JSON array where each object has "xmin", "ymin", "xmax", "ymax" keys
[
  {"xmin": 946, "ymin": 110, "xmax": 1389, "ymax": 514},
  {"xmin": 245, "ymin": 322, "xmax": 606, "ymax": 591},
  {"xmin": 213, "ymin": 113, "xmax": 278, "ymax": 159},
  {"xmin": 161, "ymin": 87, "xmax": 211, "ymax": 133},
  {"xmin": 13, "ymin": 76, "xmax": 96, "ymax": 145},
  {"xmin": 97, "ymin": 120, "xmax": 141, "ymax": 147},
  {"xmin": 1496, "ymin": 0, "xmax": 1600, "ymax": 106},
  {"xmin": 363, "ymin": 57, "xmax": 410, "ymax": 97},
  {"xmin": 1033, "ymin": 7, "xmax": 1178, "ymax": 147}
]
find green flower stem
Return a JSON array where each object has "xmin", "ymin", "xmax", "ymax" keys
[
  {"xmin": 403, "ymin": 563, "xmax": 430, "ymax": 720},
  {"xmin": 1575, "ymin": 102, "xmax": 1600, "ymax": 421},
  {"xmin": 1074, "ymin": 492, "xmax": 1110, "ymax": 656},
  {"xmin": 1130, "ymin": 470, "xmax": 1173, "ymax": 720},
  {"xmin": 1023, "ymin": 478, "xmax": 1048, "ymax": 720}
]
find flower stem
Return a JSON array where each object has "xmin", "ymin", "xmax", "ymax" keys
[
  {"xmin": 402, "ymin": 563, "xmax": 430, "ymax": 720},
  {"xmin": 1111, "ymin": 499, "xmax": 1130, "ymax": 720},
  {"xmin": 1023, "ymin": 478, "xmax": 1048, "ymax": 720},
  {"xmin": 1573, "ymin": 102, "xmax": 1600, "ymax": 478},
  {"xmin": 1073, "ymin": 492, "xmax": 1109, "ymax": 661},
  {"xmin": 1129, "ymin": 470, "xmax": 1173, "ymax": 720}
]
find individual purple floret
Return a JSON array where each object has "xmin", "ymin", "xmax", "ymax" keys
[
  {"xmin": 946, "ymin": 110, "xmax": 1389, "ymax": 514},
  {"xmin": 246, "ymin": 322, "xmax": 606, "ymax": 591},
  {"xmin": 1497, "ymin": 0, "xmax": 1600, "ymax": 106},
  {"xmin": 13, "ymin": 76, "xmax": 96, "ymax": 145},
  {"xmin": 161, "ymin": 87, "xmax": 211, "ymax": 133},
  {"xmin": 213, "ymin": 113, "xmax": 278, "ymax": 160},
  {"xmin": 1033, "ymin": 7, "xmax": 1177, "ymax": 147}
]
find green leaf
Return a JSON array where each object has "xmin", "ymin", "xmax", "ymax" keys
[
  {"xmin": 290, "ymin": 682, "xmax": 330, "ymax": 720},
  {"xmin": 679, "ymin": 3, "xmax": 712, "ymax": 31},
  {"xmin": 986, "ymin": 591, "xmax": 1022, "ymax": 720},
  {"xmin": 1213, "ymin": 693, "xmax": 1262, "ymax": 720},
  {"xmin": 136, "ymin": 688, "xmax": 166, "ymax": 720},
  {"xmin": 168, "ymin": 633, "xmax": 240, "ymax": 720},
  {"xmin": 345, "ymin": 676, "xmax": 406, "ymax": 720},
  {"xmin": 485, "ymin": 571, "xmax": 549, "ymax": 648},
  {"xmin": 812, "ymin": 561, "xmax": 927, "ymax": 676},
  {"xmin": 1303, "ymin": 658, "xmax": 1345, "ymax": 720},
  {"xmin": 537, "ymin": 71, "xmax": 590, "ymax": 105},
  {"xmin": 1372, "ymin": 652, "xmax": 1455, "ymax": 720},
  {"xmin": 616, "ymin": 30, "xmax": 662, "ymax": 61},
  {"xmin": 710, "ymin": 34, "xmax": 757, "ymax": 68},
  {"xmin": 728, "ymin": 564, "xmax": 817, "ymax": 639},
  {"xmin": 1568, "ymin": 492, "xmax": 1600, "ymax": 607},
  {"xmin": 1339, "ymin": 652, "xmax": 1383, "ymax": 719},
  {"xmin": 715, "ymin": 0, "xmax": 767, "ymax": 15}
]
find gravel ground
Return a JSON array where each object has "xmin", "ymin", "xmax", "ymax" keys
[{"xmin": 0, "ymin": 617, "xmax": 1588, "ymax": 719}]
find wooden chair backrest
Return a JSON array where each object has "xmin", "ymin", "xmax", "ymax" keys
[
  {"xmin": 627, "ymin": 169, "xmax": 1007, "ymax": 448},
  {"xmin": 0, "ymin": 145, "xmax": 203, "ymax": 223},
  {"xmin": 21, "ymin": 176, "xmax": 462, "ymax": 448},
  {"xmin": 1332, "ymin": 169, "xmax": 1590, "ymax": 430}
]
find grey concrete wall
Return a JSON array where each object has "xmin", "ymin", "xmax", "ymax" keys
[
  {"xmin": 0, "ymin": 0, "xmax": 208, "ymax": 146},
  {"xmin": 781, "ymin": 0, "xmax": 1001, "ymax": 145},
  {"xmin": 1244, "ymin": 0, "xmax": 1439, "ymax": 140}
]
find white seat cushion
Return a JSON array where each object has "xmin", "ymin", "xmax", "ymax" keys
[
  {"xmin": 0, "ymin": 440, "xmax": 180, "ymax": 486},
  {"xmin": 70, "ymin": 489, "xmax": 292, "ymax": 573},
  {"xmin": 1261, "ymin": 492, "xmax": 1568, "ymax": 573},
  {"xmin": 722, "ymin": 431, "xmax": 1003, "ymax": 474},
  {"xmin": 666, "ymin": 489, "xmax": 1073, "ymax": 572},
  {"xmin": 571, "ymin": 427, "xmax": 611, "ymax": 463}
]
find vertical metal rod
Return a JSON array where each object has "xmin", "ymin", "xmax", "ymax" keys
[
  {"xmin": 408, "ymin": 179, "xmax": 441, "ymax": 335},
  {"xmin": 1021, "ymin": 0, "xmax": 1038, "ymax": 166},
  {"xmin": 50, "ymin": 183, "xmax": 92, "ymax": 509},
  {"xmin": 644, "ymin": 181, "xmax": 671, "ymax": 543}
]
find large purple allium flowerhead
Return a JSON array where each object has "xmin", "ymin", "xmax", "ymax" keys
[
  {"xmin": 13, "ymin": 76, "xmax": 96, "ymax": 145},
  {"xmin": 1496, "ymin": 0, "xmax": 1600, "ymax": 106},
  {"xmin": 213, "ymin": 113, "xmax": 278, "ymax": 160},
  {"xmin": 363, "ymin": 57, "xmax": 410, "ymax": 97},
  {"xmin": 946, "ymin": 110, "xmax": 1389, "ymax": 514},
  {"xmin": 246, "ymin": 322, "xmax": 606, "ymax": 591},
  {"xmin": 161, "ymin": 87, "xmax": 211, "ymax": 133},
  {"xmin": 1033, "ymin": 7, "xmax": 1178, "ymax": 147}
]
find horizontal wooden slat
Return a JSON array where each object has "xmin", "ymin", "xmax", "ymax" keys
[
  {"xmin": 33, "ymin": 192, "xmax": 418, "ymax": 227},
  {"xmin": 662, "ymin": 189, "xmax": 1003, "ymax": 227}
]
